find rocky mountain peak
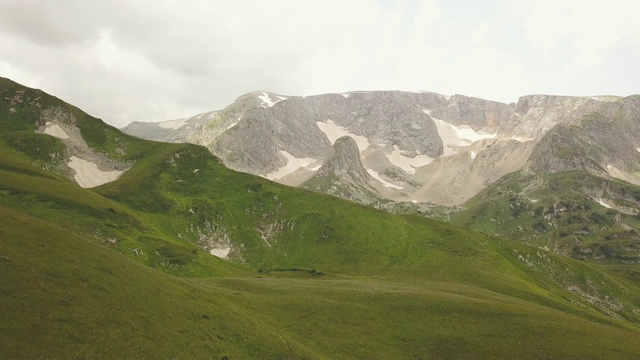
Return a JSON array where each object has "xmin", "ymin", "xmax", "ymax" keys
[
  {"xmin": 302, "ymin": 136, "xmax": 380, "ymax": 204},
  {"xmin": 315, "ymin": 136, "xmax": 370, "ymax": 179}
]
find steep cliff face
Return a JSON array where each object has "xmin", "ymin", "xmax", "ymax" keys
[
  {"xmin": 313, "ymin": 91, "xmax": 444, "ymax": 157},
  {"xmin": 427, "ymin": 94, "xmax": 514, "ymax": 134}
]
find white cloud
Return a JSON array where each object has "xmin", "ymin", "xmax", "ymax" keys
[
  {"xmin": 0, "ymin": 0, "xmax": 637, "ymax": 127},
  {"xmin": 523, "ymin": 0, "xmax": 640, "ymax": 70}
]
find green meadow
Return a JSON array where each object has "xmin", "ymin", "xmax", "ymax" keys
[{"xmin": 2, "ymin": 77, "xmax": 640, "ymax": 358}]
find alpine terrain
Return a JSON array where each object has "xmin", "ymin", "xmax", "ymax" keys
[
  {"xmin": 2, "ymin": 76, "xmax": 640, "ymax": 358},
  {"xmin": 123, "ymin": 90, "xmax": 640, "ymax": 263}
]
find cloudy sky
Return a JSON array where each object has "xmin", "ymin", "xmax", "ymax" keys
[{"xmin": 1, "ymin": 0, "xmax": 639, "ymax": 127}]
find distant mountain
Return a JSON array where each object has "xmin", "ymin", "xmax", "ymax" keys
[
  {"xmin": 122, "ymin": 89, "xmax": 640, "ymax": 263},
  {"xmin": 451, "ymin": 96, "xmax": 640, "ymax": 261},
  {"xmin": 123, "ymin": 90, "xmax": 637, "ymax": 206}
]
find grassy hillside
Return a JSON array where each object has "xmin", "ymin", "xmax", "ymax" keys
[
  {"xmin": 452, "ymin": 171, "xmax": 640, "ymax": 262},
  {"xmin": 2, "ymin": 77, "xmax": 640, "ymax": 358},
  {"xmin": 3, "ymin": 205, "xmax": 640, "ymax": 358}
]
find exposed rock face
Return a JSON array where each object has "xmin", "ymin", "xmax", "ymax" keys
[
  {"xmin": 122, "ymin": 90, "xmax": 640, "ymax": 206},
  {"xmin": 427, "ymin": 94, "xmax": 514, "ymax": 134},
  {"xmin": 35, "ymin": 106, "xmax": 129, "ymax": 188},
  {"xmin": 526, "ymin": 123, "xmax": 604, "ymax": 174},
  {"xmin": 525, "ymin": 96, "xmax": 640, "ymax": 185},
  {"xmin": 315, "ymin": 136, "xmax": 371, "ymax": 179},
  {"xmin": 302, "ymin": 136, "xmax": 379, "ymax": 204},
  {"xmin": 309, "ymin": 91, "xmax": 444, "ymax": 157},
  {"xmin": 211, "ymin": 96, "xmax": 333, "ymax": 175},
  {"xmin": 510, "ymin": 95, "xmax": 605, "ymax": 139}
]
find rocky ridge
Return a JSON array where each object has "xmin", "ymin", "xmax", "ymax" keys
[{"xmin": 121, "ymin": 90, "xmax": 640, "ymax": 207}]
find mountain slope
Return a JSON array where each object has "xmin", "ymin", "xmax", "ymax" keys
[
  {"xmin": 450, "ymin": 96, "xmax": 640, "ymax": 262},
  {"xmin": 123, "ymin": 90, "xmax": 636, "ymax": 209},
  {"xmin": 6, "ymin": 206, "xmax": 640, "ymax": 359},
  {"xmin": 3, "ymin": 77, "xmax": 640, "ymax": 358}
]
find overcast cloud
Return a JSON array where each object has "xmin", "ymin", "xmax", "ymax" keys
[{"xmin": 1, "ymin": 0, "xmax": 639, "ymax": 127}]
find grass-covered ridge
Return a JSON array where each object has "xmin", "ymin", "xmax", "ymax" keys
[
  {"xmin": 452, "ymin": 171, "xmax": 640, "ymax": 262},
  {"xmin": 2, "ymin": 78, "xmax": 640, "ymax": 358}
]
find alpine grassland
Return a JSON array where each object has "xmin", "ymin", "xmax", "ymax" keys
[{"xmin": 2, "ymin": 77, "xmax": 640, "ymax": 358}]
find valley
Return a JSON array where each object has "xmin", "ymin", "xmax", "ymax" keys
[{"xmin": 2, "ymin": 76, "xmax": 640, "ymax": 358}]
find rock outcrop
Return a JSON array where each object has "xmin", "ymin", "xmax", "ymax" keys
[{"xmin": 302, "ymin": 136, "xmax": 380, "ymax": 204}]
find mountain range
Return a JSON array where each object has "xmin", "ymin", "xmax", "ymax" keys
[
  {"xmin": 2, "ymin": 76, "xmax": 640, "ymax": 358},
  {"xmin": 123, "ymin": 89, "xmax": 640, "ymax": 263}
]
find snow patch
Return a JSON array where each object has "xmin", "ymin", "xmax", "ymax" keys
[
  {"xmin": 636, "ymin": 147, "xmax": 640, "ymax": 153},
  {"xmin": 226, "ymin": 115, "xmax": 243, "ymax": 130},
  {"xmin": 264, "ymin": 151, "xmax": 317, "ymax": 180},
  {"xmin": 510, "ymin": 136, "xmax": 535, "ymax": 142},
  {"xmin": 341, "ymin": 93, "xmax": 350, "ymax": 98},
  {"xmin": 209, "ymin": 247, "xmax": 231, "ymax": 259},
  {"xmin": 430, "ymin": 114, "xmax": 495, "ymax": 155},
  {"xmin": 159, "ymin": 119, "xmax": 187, "ymax": 130},
  {"xmin": 43, "ymin": 122, "xmax": 69, "ymax": 139},
  {"xmin": 366, "ymin": 169, "xmax": 403, "ymax": 189},
  {"xmin": 277, "ymin": 96, "xmax": 288, "ymax": 101},
  {"xmin": 258, "ymin": 92, "xmax": 282, "ymax": 108},
  {"xmin": 590, "ymin": 96, "xmax": 620, "ymax": 102},
  {"xmin": 470, "ymin": 151, "xmax": 477, "ymax": 160},
  {"xmin": 595, "ymin": 198, "xmax": 612, "ymax": 209},
  {"xmin": 411, "ymin": 200, "xmax": 418, "ymax": 204},
  {"xmin": 67, "ymin": 156, "xmax": 123, "ymax": 188},
  {"xmin": 385, "ymin": 145, "xmax": 434, "ymax": 174},
  {"xmin": 316, "ymin": 120, "xmax": 371, "ymax": 153},
  {"xmin": 309, "ymin": 164, "xmax": 322, "ymax": 171}
]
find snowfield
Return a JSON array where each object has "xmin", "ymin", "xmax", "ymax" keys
[
  {"xmin": 385, "ymin": 145, "xmax": 433, "ymax": 174},
  {"xmin": 259, "ymin": 92, "xmax": 284, "ymax": 108},
  {"xmin": 431, "ymin": 116, "xmax": 496, "ymax": 155},
  {"xmin": 158, "ymin": 119, "xmax": 187, "ymax": 130},
  {"xmin": 316, "ymin": 120, "xmax": 371, "ymax": 153},
  {"xmin": 510, "ymin": 135, "xmax": 535, "ymax": 142},
  {"xmin": 43, "ymin": 122, "xmax": 69, "ymax": 139},
  {"xmin": 366, "ymin": 169, "xmax": 403, "ymax": 189},
  {"xmin": 209, "ymin": 247, "xmax": 231, "ymax": 259},
  {"xmin": 264, "ymin": 151, "xmax": 317, "ymax": 180},
  {"xmin": 594, "ymin": 198, "xmax": 612, "ymax": 209},
  {"xmin": 68, "ymin": 156, "xmax": 123, "ymax": 188}
]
